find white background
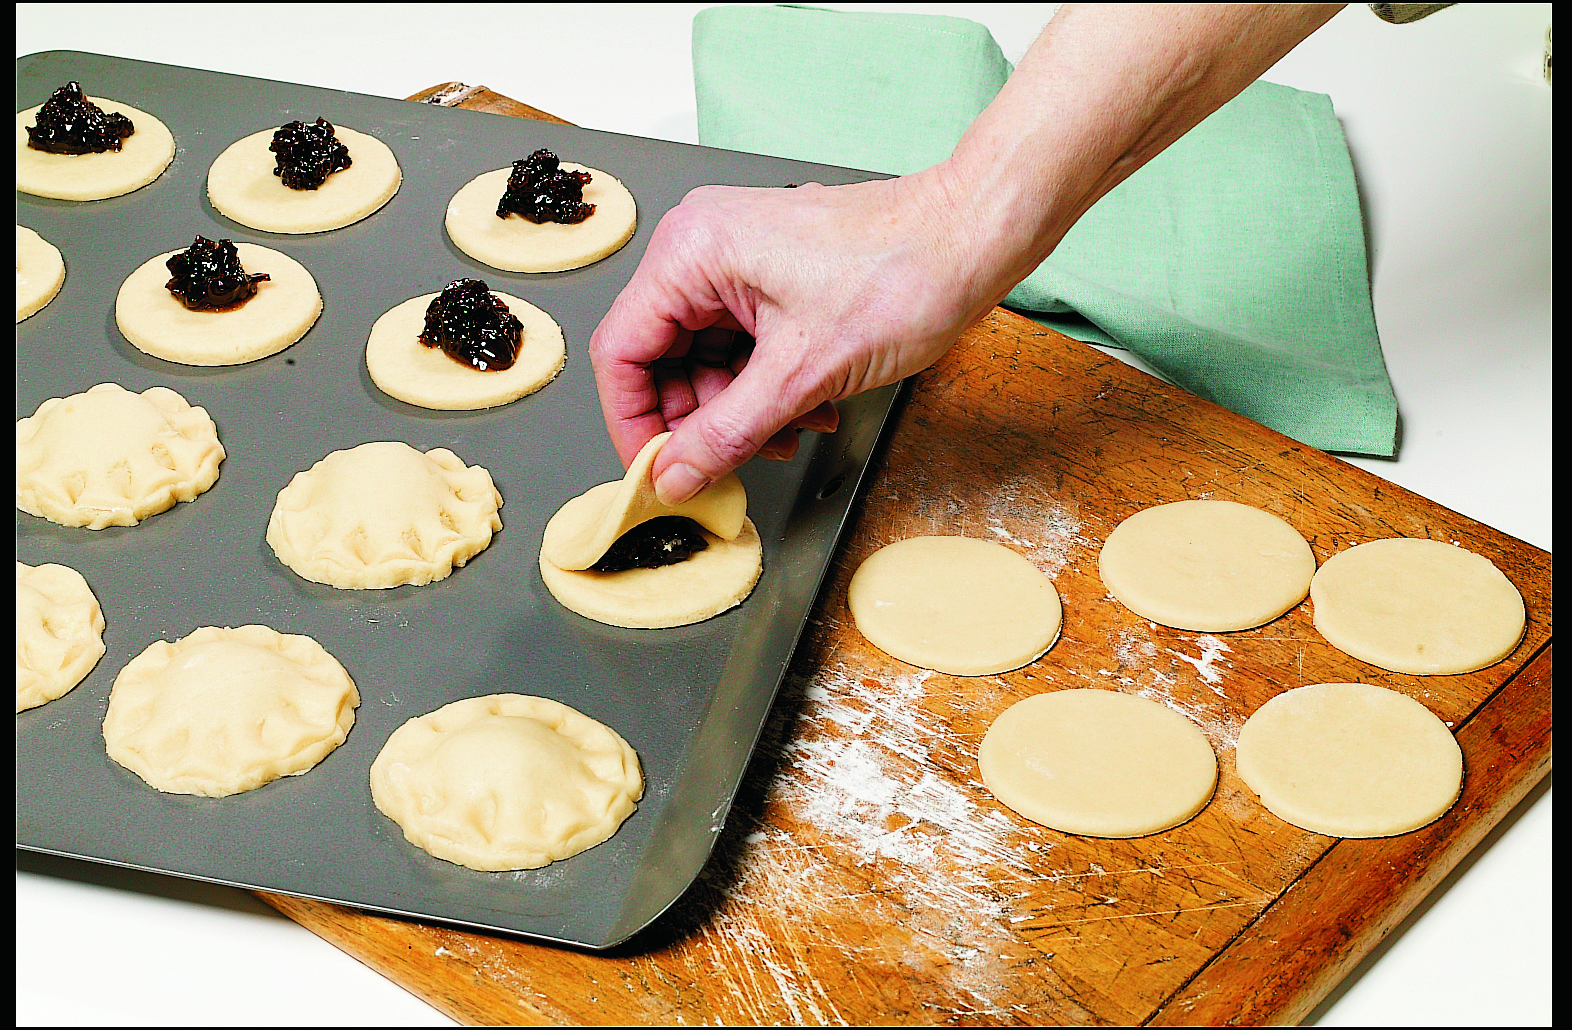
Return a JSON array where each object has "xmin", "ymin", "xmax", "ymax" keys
[{"xmin": 17, "ymin": 4, "xmax": 1550, "ymax": 1026}]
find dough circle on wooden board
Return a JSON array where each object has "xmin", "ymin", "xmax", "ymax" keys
[
  {"xmin": 267, "ymin": 441, "xmax": 503, "ymax": 590},
  {"xmin": 1098, "ymin": 499, "xmax": 1315, "ymax": 632},
  {"xmin": 115, "ymin": 242, "xmax": 322, "ymax": 366},
  {"xmin": 366, "ymin": 291, "xmax": 566, "ymax": 410},
  {"xmin": 16, "ymin": 225, "xmax": 66, "ymax": 322},
  {"xmin": 979, "ymin": 689, "xmax": 1218, "ymax": 838},
  {"xmin": 16, "ymin": 561, "xmax": 106, "ymax": 713},
  {"xmin": 847, "ymin": 536, "xmax": 1062, "ymax": 676},
  {"xmin": 206, "ymin": 124, "xmax": 401, "ymax": 234},
  {"xmin": 445, "ymin": 164, "xmax": 637, "ymax": 272},
  {"xmin": 1310, "ymin": 537, "xmax": 1525, "ymax": 675},
  {"xmin": 1235, "ymin": 682, "xmax": 1463, "ymax": 837},
  {"xmin": 102, "ymin": 625, "xmax": 360, "ymax": 798},
  {"xmin": 16, "ymin": 382, "xmax": 226, "ymax": 530},
  {"xmin": 15, "ymin": 97, "xmax": 176, "ymax": 201},
  {"xmin": 370, "ymin": 693, "xmax": 644, "ymax": 871}
]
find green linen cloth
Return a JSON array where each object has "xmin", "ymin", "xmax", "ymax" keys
[{"xmin": 692, "ymin": 4, "xmax": 1398, "ymax": 456}]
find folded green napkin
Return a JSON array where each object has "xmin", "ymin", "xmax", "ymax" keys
[{"xmin": 692, "ymin": 4, "xmax": 1398, "ymax": 456}]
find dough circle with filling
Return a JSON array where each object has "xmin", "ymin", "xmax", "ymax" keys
[
  {"xmin": 366, "ymin": 291, "xmax": 566, "ymax": 410},
  {"xmin": 207, "ymin": 124, "xmax": 401, "ymax": 234},
  {"xmin": 16, "ymin": 561, "xmax": 106, "ymax": 712},
  {"xmin": 1235, "ymin": 682, "xmax": 1463, "ymax": 837},
  {"xmin": 267, "ymin": 441, "xmax": 503, "ymax": 590},
  {"xmin": 102, "ymin": 625, "xmax": 360, "ymax": 798},
  {"xmin": 370, "ymin": 693, "xmax": 644, "ymax": 871},
  {"xmin": 115, "ymin": 242, "xmax": 322, "ymax": 366},
  {"xmin": 1098, "ymin": 499, "xmax": 1315, "ymax": 632},
  {"xmin": 16, "ymin": 225, "xmax": 66, "ymax": 322},
  {"xmin": 16, "ymin": 382, "xmax": 226, "ymax": 530},
  {"xmin": 979, "ymin": 689, "xmax": 1218, "ymax": 838},
  {"xmin": 848, "ymin": 536, "xmax": 1061, "ymax": 676},
  {"xmin": 15, "ymin": 97, "xmax": 176, "ymax": 201},
  {"xmin": 1310, "ymin": 537, "xmax": 1525, "ymax": 675},
  {"xmin": 445, "ymin": 164, "xmax": 637, "ymax": 272}
]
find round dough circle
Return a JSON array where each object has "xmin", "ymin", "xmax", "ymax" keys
[
  {"xmin": 445, "ymin": 164, "xmax": 637, "ymax": 272},
  {"xmin": 102, "ymin": 625, "xmax": 360, "ymax": 798},
  {"xmin": 370, "ymin": 693, "xmax": 644, "ymax": 871},
  {"xmin": 16, "ymin": 561, "xmax": 106, "ymax": 712},
  {"xmin": 540, "ymin": 483, "xmax": 763, "ymax": 628},
  {"xmin": 1310, "ymin": 538, "xmax": 1525, "ymax": 675},
  {"xmin": 1099, "ymin": 500, "xmax": 1315, "ymax": 631},
  {"xmin": 114, "ymin": 242, "xmax": 322, "ymax": 366},
  {"xmin": 1235, "ymin": 682, "xmax": 1463, "ymax": 837},
  {"xmin": 206, "ymin": 124, "xmax": 401, "ymax": 234},
  {"xmin": 16, "ymin": 225, "xmax": 66, "ymax": 322},
  {"xmin": 979, "ymin": 689, "xmax": 1218, "ymax": 837},
  {"xmin": 15, "ymin": 97, "xmax": 176, "ymax": 201},
  {"xmin": 267, "ymin": 441, "xmax": 503, "ymax": 590},
  {"xmin": 16, "ymin": 382, "xmax": 226, "ymax": 529},
  {"xmin": 366, "ymin": 291, "xmax": 566, "ymax": 410},
  {"xmin": 847, "ymin": 536, "xmax": 1061, "ymax": 676}
]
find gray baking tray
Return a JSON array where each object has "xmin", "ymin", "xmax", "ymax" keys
[{"xmin": 15, "ymin": 50, "xmax": 899, "ymax": 949}]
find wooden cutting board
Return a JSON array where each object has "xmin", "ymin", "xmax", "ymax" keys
[{"xmin": 255, "ymin": 85, "xmax": 1552, "ymax": 1027}]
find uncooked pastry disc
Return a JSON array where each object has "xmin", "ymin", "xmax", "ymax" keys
[
  {"xmin": 15, "ymin": 97, "xmax": 175, "ymax": 201},
  {"xmin": 1098, "ymin": 499, "xmax": 1315, "ymax": 631},
  {"xmin": 16, "ymin": 225, "xmax": 66, "ymax": 322},
  {"xmin": 1310, "ymin": 538, "xmax": 1525, "ymax": 675},
  {"xmin": 1235, "ymin": 682, "xmax": 1463, "ymax": 837},
  {"xmin": 445, "ymin": 164, "xmax": 637, "ymax": 272},
  {"xmin": 115, "ymin": 242, "xmax": 322, "ymax": 365},
  {"xmin": 16, "ymin": 561, "xmax": 106, "ymax": 712},
  {"xmin": 847, "ymin": 536, "xmax": 1061, "ymax": 676},
  {"xmin": 370, "ymin": 693, "xmax": 644, "ymax": 871},
  {"xmin": 206, "ymin": 124, "xmax": 401, "ymax": 234},
  {"xmin": 979, "ymin": 689, "xmax": 1218, "ymax": 838},
  {"xmin": 366, "ymin": 291, "xmax": 566, "ymax": 410}
]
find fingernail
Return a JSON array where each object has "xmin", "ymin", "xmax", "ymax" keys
[{"xmin": 655, "ymin": 462, "xmax": 709, "ymax": 506}]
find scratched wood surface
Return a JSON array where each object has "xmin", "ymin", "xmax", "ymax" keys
[{"xmin": 255, "ymin": 86, "xmax": 1552, "ymax": 1026}]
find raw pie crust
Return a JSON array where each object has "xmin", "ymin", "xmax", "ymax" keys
[
  {"xmin": 445, "ymin": 164, "xmax": 637, "ymax": 272},
  {"xmin": 16, "ymin": 225, "xmax": 66, "ymax": 322},
  {"xmin": 15, "ymin": 97, "xmax": 176, "ymax": 201},
  {"xmin": 366, "ymin": 291, "xmax": 566, "ymax": 410},
  {"xmin": 16, "ymin": 382, "xmax": 226, "ymax": 530},
  {"xmin": 207, "ymin": 124, "xmax": 401, "ymax": 234},
  {"xmin": 267, "ymin": 441, "xmax": 503, "ymax": 590},
  {"xmin": 979, "ymin": 689, "xmax": 1218, "ymax": 838},
  {"xmin": 102, "ymin": 625, "xmax": 360, "ymax": 798},
  {"xmin": 115, "ymin": 242, "xmax": 322, "ymax": 366},
  {"xmin": 1235, "ymin": 682, "xmax": 1463, "ymax": 837},
  {"xmin": 16, "ymin": 561, "xmax": 106, "ymax": 712},
  {"xmin": 370, "ymin": 693, "xmax": 644, "ymax": 871}
]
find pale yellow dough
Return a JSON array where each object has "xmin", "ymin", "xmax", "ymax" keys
[
  {"xmin": 366, "ymin": 291, "xmax": 565, "ymax": 410},
  {"xmin": 16, "ymin": 382, "xmax": 225, "ymax": 530},
  {"xmin": 371, "ymin": 694, "xmax": 643, "ymax": 871},
  {"xmin": 115, "ymin": 242, "xmax": 322, "ymax": 366},
  {"xmin": 16, "ymin": 561, "xmax": 106, "ymax": 712},
  {"xmin": 16, "ymin": 225, "xmax": 65, "ymax": 322},
  {"xmin": 848, "ymin": 536, "xmax": 1062, "ymax": 676},
  {"xmin": 1310, "ymin": 538, "xmax": 1525, "ymax": 675},
  {"xmin": 267, "ymin": 441, "xmax": 502, "ymax": 590},
  {"xmin": 102, "ymin": 625, "xmax": 359, "ymax": 798},
  {"xmin": 1099, "ymin": 499, "xmax": 1315, "ymax": 632},
  {"xmin": 979, "ymin": 689, "xmax": 1218, "ymax": 838},
  {"xmin": 206, "ymin": 124, "xmax": 401, "ymax": 234},
  {"xmin": 15, "ymin": 97, "xmax": 175, "ymax": 201},
  {"xmin": 445, "ymin": 164, "xmax": 637, "ymax": 272},
  {"xmin": 1235, "ymin": 682, "xmax": 1463, "ymax": 837}
]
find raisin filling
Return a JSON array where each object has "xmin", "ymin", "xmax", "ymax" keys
[
  {"xmin": 418, "ymin": 279, "xmax": 524, "ymax": 372},
  {"xmin": 270, "ymin": 117, "xmax": 352, "ymax": 190},
  {"xmin": 591, "ymin": 517, "xmax": 710, "ymax": 572},
  {"xmin": 164, "ymin": 237, "xmax": 270, "ymax": 311},
  {"xmin": 26, "ymin": 81, "xmax": 135, "ymax": 155},
  {"xmin": 496, "ymin": 149, "xmax": 595, "ymax": 224}
]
